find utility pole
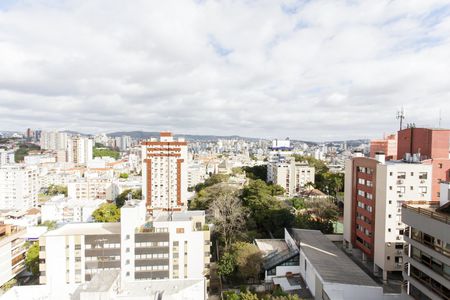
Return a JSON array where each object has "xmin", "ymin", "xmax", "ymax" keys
[{"xmin": 396, "ymin": 107, "xmax": 405, "ymax": 131}]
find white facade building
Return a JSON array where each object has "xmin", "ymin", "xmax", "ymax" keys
[
  {"xmin": 67, "ymin": 136, "xmax": 93, "ymax": 165},
  {"xmin": 0, "ymin": 165, "xmax": 39, "ymax": 210},
  {"xmin": 67, "ymin": 179, "xmax": 113, "ymax": 201},
  {"xmin": 41, "ymin": 196, "xmax": 105, "ymax": 224},
  {"xmin": 40, "ymin": 131, "xmax": 68, "ymax": 151},
  {"xmin": 141, "ymin": 132, "xmax": 188, "ymax": 211},
  {"xmin": 0, "ymin": 149, "xmax": 15, "ymax": 166},
  {"xmin": 267, "ymin": 158, "xmax": 315, "ymax": 196},
  {"xmin": 39, "ymin": 200, "xmax": 210, "ymax": 288}
]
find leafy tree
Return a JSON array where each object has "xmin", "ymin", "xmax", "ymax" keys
[
  {"xmin": 291, "ymin": 197, "xmax": 306, "ymax": 210},
  {"xmin": 224, "ymin": 291, "xmax": 241, "ymax": 300},
  {"xmin": 243, "ymin": 165, "xmax": 267, "ymax": 181},
  {"xmin": 93, "ymin": 147, "xmax": 120, "ymax": 160},
  {"xmin": 47, "ymin": 184, "xmax": 68, "ymax": 196},
  {"xmin": 209, "ymin": 184, "xmax": 247, "ymax": 250},
  {"xmin": 194, "ymin": 174, "xmax": 229, "ymax": 192},
  {"xmin": 231, "ymin": 167, "xmax": 244, "ymax": 175},
  {"xmin": 115, "ymin": 189, "xmax": 142, "ymax": 207},
  {"xmin": 41, "ymin": 220, "xmax": 57, "ymax": 230},
  {"xmin": 92, "ymin": 203, "xmax": 120, "ymax": 222},
  {"xmin": 119, "ymin": 173, "xmax": 129, "ymax": 179},
  {"xmin": 232, "ymin": 242, "xmax": 263, "ymax": 281},
  {"xmin": 292, "ymin": 154, "xmax": 329, "ymax": 174},
  {"xmin": 25, "ymin": 243, "xmax": 39, "ymax": 276},
  {"xmin": 217, "ymin": 252, "xmax": 236, "ymax": 277},
  {"xmin": 240, "ymin": 291, "xmax": 259, "ymax": 300}
]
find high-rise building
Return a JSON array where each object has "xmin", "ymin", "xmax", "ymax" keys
[
  {"xmin": 40, "ymin": 131, "xmax": 68, "ymax": 150},
  {"xmin": 141, "ymin": 132, "xmax": 188, "ymax": 211},
  {"xmin": 397, "ymin": 127, "xmax": 450, "ymax": 201},
  {"xmin": 67, "ymin": 136, "xmax": 93, "ymax": 165},
  {"xmin": 39, "ymin": 200, "xmax": 210, "ymax": 287},
  {"xmin": 0, "ymin": 165, "xmax": 39, "ymax": 210},
  {"xmin": 369, "ymin": 133, "xmax": 397, "ymax": 160},
  {"xmin": 343, "ymin": 153, "xmax": 433, "ymax": 281},
  {"xmin": 401, "ymin": 186, "xmax": 449, "ymax": 300}
]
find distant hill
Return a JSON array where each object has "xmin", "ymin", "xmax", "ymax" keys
[{"xmin": 107, "ymin": 131, "xmax": 262, "ymax": 141}]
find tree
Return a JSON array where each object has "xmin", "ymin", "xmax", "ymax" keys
[
  {"xmin": 115, "ymin": 189, "xmax": 142, "ymax": 207},
  {"xmin": 217, "ymin": 252, "xmax": 236, "ymax": 277},
  {"xmin": 243, "ymin": 165, "xmax": 267, "ymax": 181},
  {"xmin": 119, "ymin": 173, "xmax": 129, "ymax": 179},
  {"xmin": 25, "ymin": 243, "xmax": 39, "ymax": 276},
  {"xmin": 194, "ymin": 174, "xmax": 229, "ymax": 192},
  {"xmin": 240, "ymin": 291, "xmax": 258, "ymax": 300},
  {"xmin": 232, "ymin": 242, "xmax": 263, "ymax": 281},
  {"xmin": 93, "ymin": 147, "xmax": 120, "ymax": 160},
  {"xmin": 92, "ymin": 203, "xmax": 120, "ymax": 222},
  {"xmin": 1, "ymin": 278, "xmax": 17, "ymax": 291},
  {"xmin": 209, "ymin": 184, "xmax": 247, "ymax": 250},
  {"xmin": 47, "ymin": 184, "xmax": 68, "ymax": 196},
  {"xmin": 41, "ymin": 220, "xmax": 57, "ymax": 230}
]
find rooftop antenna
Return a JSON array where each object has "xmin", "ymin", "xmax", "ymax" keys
[
  {"xmin": 396, "ymin": 107, "xmax": 405, "ymax": 131},
  {"xmin": 439, "ymin": 109, "xmax": 442, "ymax": 128}
]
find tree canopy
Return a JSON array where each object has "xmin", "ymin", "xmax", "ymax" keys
[
  {"xmin": 115, "ymin": 189, "xmax": 142, "ymax": 208},
  {"xmin": 92, "ymin": 203, "xmax": 120, "ymax": 222},
  {"xmin": 25, "ymin": 243, "xmax": 39, "ymax": 276}
]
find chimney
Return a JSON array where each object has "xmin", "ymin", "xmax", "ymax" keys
[{"xmin": 375, "ymin": 151, "xmax": 385, "ymax": 164}]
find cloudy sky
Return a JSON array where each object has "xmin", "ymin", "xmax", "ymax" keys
[{"xmin": 0, "ymin": 0, "xmax": 449, "ymax": 141}]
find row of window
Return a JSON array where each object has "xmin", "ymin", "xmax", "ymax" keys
[
  {"xmin": 411, "ymin": 246, "xmax": 450, "ymax": 280},
  {"xmin": 356, "ymin": 212, "xmax": 371, "ymax": 225},
  {"xmin": 357, "ymin": 178, "xmax": 373, "ymax": 187},
  {"xmin": 135, "ymin": 253, "xmax": 169, "ymax": 259},
  {"xmin": 136, "ymin": 265, "xmax": 169, "ymax": 271},
  {"xmin": 85, "ymin": 255, "xmax": 119, "ymax": 262},
  {"xmin": 136, "ymin": 241, "xmax": 169, "ymax": 247},
  {"xmin": 86, "ymin": 243, "xmax": 120, "ymax": 249},
  {"xmin": 391, "ymin": 186, "xmax": 427, "ymax": 194},
  {"xmin": 390, "ymin": 171, "xmax": 428, "ymax": 180},
  {"xmin": 357, "ymin": 167, "xmax": 373, "ymax": 175},
  {"xmin": 357, "ymin": 189, "xmax": 373, "ymax": 200}
]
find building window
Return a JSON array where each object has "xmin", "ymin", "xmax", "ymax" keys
[
  {"xmin": 397, "ymin": 172, "xmax": 406, "ymax": 179},
  {"xmin": 176, "ymin": 228, "xmax": 184, "ymax": 234},
  {"xmin": 419, "ymin": 172, "xmax": 428, "ymax": 180},
  {"xmin": 388, "ymin": 228, "xmax": 391, "ymax": 232},
  {"xmin": 419, "ymin": 186, "xmax": 427, "ymax": 194},
  {"xmin": 387, "ymin": 256, "xmax": 390, "ymax": 260}
]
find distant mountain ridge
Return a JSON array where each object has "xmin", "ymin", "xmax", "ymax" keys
[{"xmin": 106, "ymin": 131, "xmax": 263, "ymax": 142}]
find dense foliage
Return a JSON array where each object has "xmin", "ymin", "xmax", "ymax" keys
[
  {"xmin": 47, "ymin": 184, "xmax": 68, "ymax": 196},
  {"xmin": 92, "ymin": 203, "xmax": 120, "ymax": 222},
  {"xmin": 14, "ymin": 143, "xmax": 40, "ymax": 162},
  {"xmin": 115, "ymin": 189, "xmax": 142, "ymax": 207},
  {"xmin": 25, "ymin": 243, "xmax": 39, "ymax": 276},
  {"xmin": 93, "ymin": 147, "xmax": 120, "ymax": 160}
]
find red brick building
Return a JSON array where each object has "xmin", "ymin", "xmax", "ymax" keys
[
  {"xmin": 370, "ymin": 134, "xmax": 397, "ymax": 160},
  {"xmin": 397, "ymin": 128, "xmax": 450, "ymax": 200}
]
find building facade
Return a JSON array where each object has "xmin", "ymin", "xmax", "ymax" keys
[
  {"xmin": 370, "ymin": 133, "xmax": 397, "ymax": 160},
  {"xmin": 267, "ymin": 158, "xmax": 315, "ymax": 196},
  {"xmin": 0, "ymin": 224, "xmax": 27, "ymax": 288},
  {"xmin": 39, "ymin": 201, "xmax": 210, "ymax": 288},
  {"xmin": 141, "ymin": 132, "xmax": 188, "ymax": 211},
  {"xmin": 0, "ymin": 165, "xmax": 39, "ymax": 210},
  {"xmin": 402, "ymin": 200, "xmax": 450, "ymax": 300},
  {"xmin": 397, "ymin": 127, "xmax": 450, "ymax": 201},
  {"xmin": 344, "ymin": 153, "xmax": 432, "ymax": 281}
]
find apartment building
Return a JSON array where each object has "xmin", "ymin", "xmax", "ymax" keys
[
  {"xmin": 401, "ymin": 195, "xmax": 450, "ymax": 299},
  {"xmin": 141, "ymin": 132, "xmax": 188, "ymax": 211},
  {"xmin": 0, "ymin": 149, "xmax": 15, "ymax": 166},
  {"xmin": 397, "ymin": 127, "xmax": 450, "ymax": 201},
  {"xmin": 41, "ymin": 196, "xmax": 105, "ymax": 224},
  {"xmin": 370, "ymin": 133, "xmax": 397, "ymax": 160},
  {"xmin": 344, "ymin": 153, "xmax": 432, "ymax": 281},
  {"xmin": 40, "ymin": 131, "xmax": 68, "ymax": 151},
  {"xmin": 39, "ymin": 200, "xmax": 210, "ymax": 287},
  {"xmin": 67, "ymin": 178, "xmax": 113, "ymax": 201},
  {"xmin": 0, "ymin": 224, "xmax": 27, "ymax": 288},
  {"xmin": 267, "ymin": 157, "xmax": 315, "ymax": 196},
  {"xmin": 67, "ymin": 136, "xmax": 93, "ymax": 165},
  {"xmin": 0, "ymin": 165, "xmax": 39, "ymax": 210}
]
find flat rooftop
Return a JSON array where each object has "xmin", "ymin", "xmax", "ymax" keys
[
  {"xmin": 289, "ymin": 229, "xmax": 378, "ymax": 287},
  {"xmin": 45, "ymin": 222, "xmax": 121, "ymax": 236},
  {"xmin": 153, "ymin": 210, "xmax": 205, "ymax": 222}
]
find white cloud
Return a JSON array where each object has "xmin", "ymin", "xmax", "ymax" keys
[{"xmin": 0, "ymin": 0, "xmax": 449, "ymax": 141}]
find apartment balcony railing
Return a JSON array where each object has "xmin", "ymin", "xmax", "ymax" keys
[{"xmin": 402, "ymin": 203, "xmax": 450, "ymax": 225}]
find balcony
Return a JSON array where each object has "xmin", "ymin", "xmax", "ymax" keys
[{"xmin": 402, "ymin": 203, "xmax": 450, "ymax": 225}]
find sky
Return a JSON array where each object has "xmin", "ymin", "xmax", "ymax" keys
[{"xmin": 0, "ymin": 0, "xmax": 449, "ymax": 141}]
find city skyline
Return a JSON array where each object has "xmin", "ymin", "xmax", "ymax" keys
[{"xmin": 0, "ymin": 1, "xmax": 449, "ymax": 140}]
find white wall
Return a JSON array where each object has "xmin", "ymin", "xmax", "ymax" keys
[{"xmin": 343, "ymin": 159, "xmax": 353, "ymax": 245}]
